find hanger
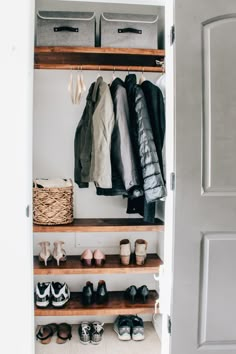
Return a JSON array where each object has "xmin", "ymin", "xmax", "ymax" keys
[
  {"xmin": 68, "ymin": 69, "xmax": 75, "ymax": 104},
  {"xmin": 139, "ymin": 67, "xmax": 146, "ymax": 84},
  {"xmin": 110, "ymin": 67, "xmax": 116, "ymax": 84},
  {"xmin": 80, "ymin": 66, "xmax": 86, "ymax": 94},
  {"xmin": 96, "ymin": 66, "xmax": 101, "ymax": 79},
  {"xmin": 75, "ymin": 67, "xmax": 82, "ymax": 104}
]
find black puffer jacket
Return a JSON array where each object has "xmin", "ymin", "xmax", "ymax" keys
[{"xmin": 125, "ymin": 74, "xmax": 166, "ymax": 203}]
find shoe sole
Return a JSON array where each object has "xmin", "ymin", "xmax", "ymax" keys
[
  {"xmin": 90, "ymin": 340, "xmax": 102, "ymax": 345},
  {"xmin": 36, "ymin": 301, "xmax": 50, "ymax": 308},
  {"xmin": 79, "ymin": 340, "xmax": 90, "ymax": 345},
  {"xmin": 132, "ymin": 334, "xmax": 145, "ymax": 341},
  {"xmin": 51, "ymin": 299, "xmax": 69, "ymax": 307},
  {"xmin": 113, "ymin": 327, "xmax": 131, "ymax": 341}
]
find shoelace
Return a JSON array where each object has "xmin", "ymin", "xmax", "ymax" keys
[
  {"xmin": 92, "ymin": 323, "xmax": 104, "ymax": 334},
  {"xmin": 81, "ymin": 324, "xmax": 90, "ymax": 335}
]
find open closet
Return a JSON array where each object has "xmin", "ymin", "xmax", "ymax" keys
[{"xmin": 33, "ymin": 0, "xmax": 173, "ymax": 353}]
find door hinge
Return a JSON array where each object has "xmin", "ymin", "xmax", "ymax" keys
[
  {"xmin": 168, "ymin": 316, "xmax": 172, "ymax": 335},
  {"xmin": 170, "ymin": 25, "xmax": 175, "ymax": 45},
  {"xmin": 170, "ymin": 172, "xmax": 175, "ymax": 191}
]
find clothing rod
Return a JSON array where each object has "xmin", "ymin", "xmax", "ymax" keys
[{"xmin": 34, "ymin": 64, "xmax": 165, "ymax": 73}]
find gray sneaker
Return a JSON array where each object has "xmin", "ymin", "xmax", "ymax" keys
[
  {"xmin": 90, "ymin": 321, "xmax": 104, "ymax": 345},
  {"xmin": 78, "ymin": 322, "xmax": 91, "ymax": 345},
  {"xmin": 130, "ymin": 315, "xmax": 144, "ymax": 341},
  {"xmin": 113, "ymin": 315, "xmax": 132, "ymax": 341}
]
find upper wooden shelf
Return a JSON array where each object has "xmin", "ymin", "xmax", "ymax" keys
[
  {"xmin": 34, "ymin": 46, "xmax": 165, "ymax": 72},
  {"xmin": 33, "ymin": 218, "xmax": 164, "ymax": 233}
]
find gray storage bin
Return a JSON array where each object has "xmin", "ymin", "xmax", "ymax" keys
[
  {"xmin": 101, "ymin": 13, "xmax": 158, "ymax": 49},
  {"xmin": 36, "ymin": 11, "xmax": 96, "ymax": 46}
]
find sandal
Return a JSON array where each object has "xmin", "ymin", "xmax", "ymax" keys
[
  {"xmin": 36, "ymin": 323, "xmax": 58, "ymax": 344},
  {"xmin": 56, "ymin": 323, "xmax": 72, "ymax": 344}
]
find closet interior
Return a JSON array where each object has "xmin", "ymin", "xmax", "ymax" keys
[{"xmin": 33, "ymin": 1, "xmax": 169, "ymax": 353}]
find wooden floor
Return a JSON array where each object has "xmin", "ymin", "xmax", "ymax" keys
[{"xmin": 35, "ymin": 322, "xmax": 161, "ymax": 354}]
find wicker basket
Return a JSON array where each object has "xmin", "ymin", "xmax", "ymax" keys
[{"xmin": 33, "ymin": 179, "xmax": 73, "ymax": 225}]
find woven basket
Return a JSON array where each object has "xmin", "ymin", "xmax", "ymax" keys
[{"xmin": 33, "ymin": 179, "xmax": 73, "ymax": 225}]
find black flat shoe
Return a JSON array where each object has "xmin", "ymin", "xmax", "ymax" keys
[
  {"xmin": 137, "ymin": 285, "xmax": 149, "ymax": 303},
  {"xmin": 82, "ymin": 281, "xmax": 94, "ymax": 306},
  {"xmin": 124, "ymin": 285, "xmax": 137, "ymax": 304},
  {"xmin": 96, "ymin": 280, "xmax": 108, "ymax": 304}
]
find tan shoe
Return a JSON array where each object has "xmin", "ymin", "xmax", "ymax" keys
[
  {"xmin": 38, "ymin": 241, "xmax": 52, "ymax": 266},
  {"xmin": 52, "ymin": 241, "xmax": 67, "ymax": 266},
  {"xmin": 120, "ymin": 239, "xmax": 131, "ymax": 265},
  {"xmin": 135, "ymin": 239, "xmax": 147, "ymax": 265}
]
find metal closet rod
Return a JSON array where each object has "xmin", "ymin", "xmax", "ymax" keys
[{"xmin": 35, "ymin": 64, "xmax": 165, "ymax": 72}]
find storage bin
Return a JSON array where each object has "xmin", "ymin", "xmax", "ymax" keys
[
  {"xmin": 100, "ymin": 13, "xmax": 158, "ymax": 49},
  {"xmin": 33, "ymin": 179, "xmax": 73, "ymax": 225},
  {"xmin": 36, "ymin": 11, "xmax": 96, "ymax": 46}
]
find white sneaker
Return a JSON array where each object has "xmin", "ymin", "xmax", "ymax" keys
[
  {"xmin": 51, "ymin": 282, "xmax": 70, "ymax": 307},
  {"xmin": 35, "ymin": 282, "xmax": 51, "ymax": 308}
]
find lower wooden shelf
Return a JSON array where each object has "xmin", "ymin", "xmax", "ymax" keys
[
  {"xmin": 34, "ymin": 254, "xmax": 163, "ymax": 275},
  {"xmin": 35, "ymin": 291, "xmax": 159, "ymax": 316}
]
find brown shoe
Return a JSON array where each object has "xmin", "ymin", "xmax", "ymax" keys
[
  {"xmin": 120, "ymin": 239, "xmax": 131, "ymax": 265},
  {"xmin": 135, "ymin": 239, "xmax": 147, "ymax": 265}
]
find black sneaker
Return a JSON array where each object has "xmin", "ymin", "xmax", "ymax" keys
[
  {"xmin": 130, "ymin": 315, "xmax": 144, "ymax": 341},
  {"xmin": 35, "ymin": 282, "xmax": 51, "ymax": 308},
  {"xmin": 51, "ymin": 282, "xmax": 70, "ymax": 307},
  {"xmin": 78, "ymin": 322, "xmax": 91, "ymax": 345},
  {"xmin": 90, "ymin": 321, "xmax": 104, "ymax": 345},
  {"xmin": 113, "ymin": 315, "xmax": 132, "ymax": 341}
]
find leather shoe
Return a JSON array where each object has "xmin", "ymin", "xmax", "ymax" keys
[
  {"xmin": 82, "ymin": 281, "xmax": 94, "ymax": 306},
  {"xmin": 96, "ymin": 280, "xmax": 108, "ymax": 304}
]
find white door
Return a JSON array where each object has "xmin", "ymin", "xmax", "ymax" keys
[{"xmin": 171, "ymin": 0, "xmax": 236, "ymax": 353}]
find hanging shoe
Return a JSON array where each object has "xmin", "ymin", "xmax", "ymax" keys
[
  {"xmin": 137, "ymin": 285, "xmax": 149, "ymax": 303},
  {"xmin": 90, "ymin": 321, "xmax": 104, "ymax": 345},
  {"xmin": 113, "ymin": 315, "xmax": 132, "ymax": 341},
  {"xmin": 82, "ymin": 281, "xmax": 95, "ymax": 306},
  {"xmin": 135, "ymin": 239, "xmax": 147, "ymax": 265},
  {"xmin": 120, "ymin": 239, "xmax": 131, "ymax": 265},
  {"xmin": 52, "ymin": 241, "xmax": 67, "ymax": 266},
  {"xmin": 96, "ymin": 280, "xmax": 108, "ymax": 304},
  {"xmin": 78, "ymin": 322, "xmax": 91, "ymax": 345},
  {"xmin": 38, "ymin": 241, "xmax": 52, "ymax": 266},
  {"xmin": 35, "ymin": 282, "xmax": 51, "ymax": 308},
  {"xmin": 130, "ymin": 315, "xmax": 144, "ymax": 341},
  {"xmin": 124, "ymin": 285, "xmax": 137, "ymax": 304},
  {"xmin": 80, "ymin": 249, "xmax": 93, "ymax": 266},
  {"xmin": 51, "ymin": 282, "xmax": 70, "ymax": 307},
  {"xmin": 56, "ymin": 323, "xmax": 72, "ymax": 344},
  {"xmin": 93, "ymin": 249, "xmax": 106, "ymax": 266}
]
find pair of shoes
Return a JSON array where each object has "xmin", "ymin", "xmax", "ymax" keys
[
  {"xmin": 82, "ymin": 280, "xmax": 108, "ymax": 305},
  {"xmin": 35, "ymin": 282, "xmax": 70, "ymax": 308},
  {"xmin": 78, "ymin": 321, "xmax": 104, "ymax": 345},
  {"xmin": 80, "ymin": 249, "xmax": 106, "ymax": 266},
  {"xmin": 113, "ymin": 315, "xmax": 144, "ymax": 341},
  {"xmin": 120, "ymin": 239, "xmax": 147, "ymax": 265},
  {"xmin": 124, "ymin": 285, "xmax": 149, "ymax": 304},
  {"xmin": 36, "ymin": 323, "xmax": 72, "ymax": 344},
  {"xmin": 38, "ymin": 241, "xmax": 66, "ymax": 266}
]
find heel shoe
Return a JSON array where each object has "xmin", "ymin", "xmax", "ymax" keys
[
  {"xmin": 38, "ymin": 241, "xmax": 52, "ymax": 266},
  {"xmin": 82, "ymin": 281, "xmax": 94, "ymax": 306},
  {"xmin": 93, "ymin": 249, "xmax": 106, "ymax": 266},
  {"xmin": 80, "ymin": 249, "xmax": 93, "ymax": 266},
  {"xmin": 137, "ymin": 285, "xmax": 149, "ymax": 303},
  {"xmin": 96, "ymin": 280, "xmax": 108, "ymax": 304},
  {"xmin": 120, "ymin": 239, "xmax": 131, "ymax": 265},
  {"xmin": 52, "ymin": 241, "xmax": 66, "ymax": 266},
  {"xmin": 124, "ymin": 285, "xmax": 137, "ymax": 304},
  {"xmin": 135, "ymin": 239, "xmax": 147, "ymax": 265}
]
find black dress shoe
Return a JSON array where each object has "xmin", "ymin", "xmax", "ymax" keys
[
  {"xmin": 96, "ymin": 280, "xmax": 108, "ymax": 304},
  {"xmin": 124, "ymin": 285, "xmax": 137, "ymax": 304},
  {"xmin": 82, "ymin": 281, "xmax": 94, "ymax": 306},
  {"xmin": 137, "ymin": 285, "xmax": 149, "ymax": 303}
]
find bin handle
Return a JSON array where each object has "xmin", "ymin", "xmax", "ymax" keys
[
  {"xmin": 118, "ymin": 28, "xmax": 142, "ymax": 34},
  {"xmin": 54, "ymin": 26, "xmax": 79, "ymax": 32}
]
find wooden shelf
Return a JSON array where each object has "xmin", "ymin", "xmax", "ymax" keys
[
  {"xmin": 35, "ymin": 290, "xmax": 159, "ymax": 316},
  {"xmin": 34, "ymin": 46, "xmax": 165, "ymax": 72},
  {"xmin": 33, "ymin": 218, "xmax": 164, "ymax": 233},
  {"xmin": 34, "ymin": 254, "xmax": 163, "ymax": 275}
]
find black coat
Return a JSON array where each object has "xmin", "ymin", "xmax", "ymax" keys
[{"xmin": 125, "ymin": 74, "xmax": 166, "ymax": 203}]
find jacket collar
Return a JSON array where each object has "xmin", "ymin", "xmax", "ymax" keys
[{"xmin": 92, "ymin": 76, "xmax": 103, "ymax": 102}]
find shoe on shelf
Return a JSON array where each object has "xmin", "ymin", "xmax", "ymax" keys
[
  {"xmin": 120, "ymin": 239, "xmax": 131, "ymax": 265},
  {"xmin": 113, "ymin": 315, "xmax": 132, "ymax": 341},
  {"xmin": 137, "ymin": 285, "xmax": 149, "ymax": 303},
  {"xmin": 38, "ymin": 241, "xmax": 52, "ymax": 266},
  {"xmin": 96, "ymin": 280, "xmax": 108, "ymax": 304},
  {"xmin": 36, "ymin": 323, "xmax": 58, "ymax": 344},
  {"xmin": 35, "ymin": 282, "xmax": 51, "ymax": 308},
  {"xmin": 51, "ymin": 282, "xmax": 70, "ymax": 307},
  {"xmin": 52, "ymin": 241, "xmax": 67, "ymax": 266},
  {"xmin": 130, "ymin": 315, "xmax": 145, "ymax": 341},
  {"xmin": 90, "ymin": 321, "xmax": 104, "ymax": 345},
  {"xmin": 93, "ymin": 249, "xmax": 106, "ymax": 266},
  {"xmin": 56, "ymin": 323, "xmax": 72, "ymax": 344},
  {"xmin": 78, "ymin": 322, "xmax": 91, "ymax": 345},
  {"xmin": 124, "ymin": 285, "xmax": 137, "ymax": 304},
  {"xmin": 135, "ymin": 239, "xmax": 147, "ymax": 265},
  {"xmin": 80, "ymin": 249, "xmax": 93, "ymax": 266},
  {"xmin": 82, "ymin": 281, "xmax": 95, "ymax": 306}
]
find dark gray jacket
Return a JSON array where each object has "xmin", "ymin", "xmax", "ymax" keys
[{"xmin": 125, "ymin": 74, "xmax": 166, "ymax": 203}]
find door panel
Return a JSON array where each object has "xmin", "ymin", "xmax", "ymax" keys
[{"xmin": 172, "ymin": 1, "xmax": 236, "ymax": 354}]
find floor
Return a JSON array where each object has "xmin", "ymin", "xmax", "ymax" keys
[{"xmin": 35, "ymin": 322, "xmax": 161, "ymax": 354}]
